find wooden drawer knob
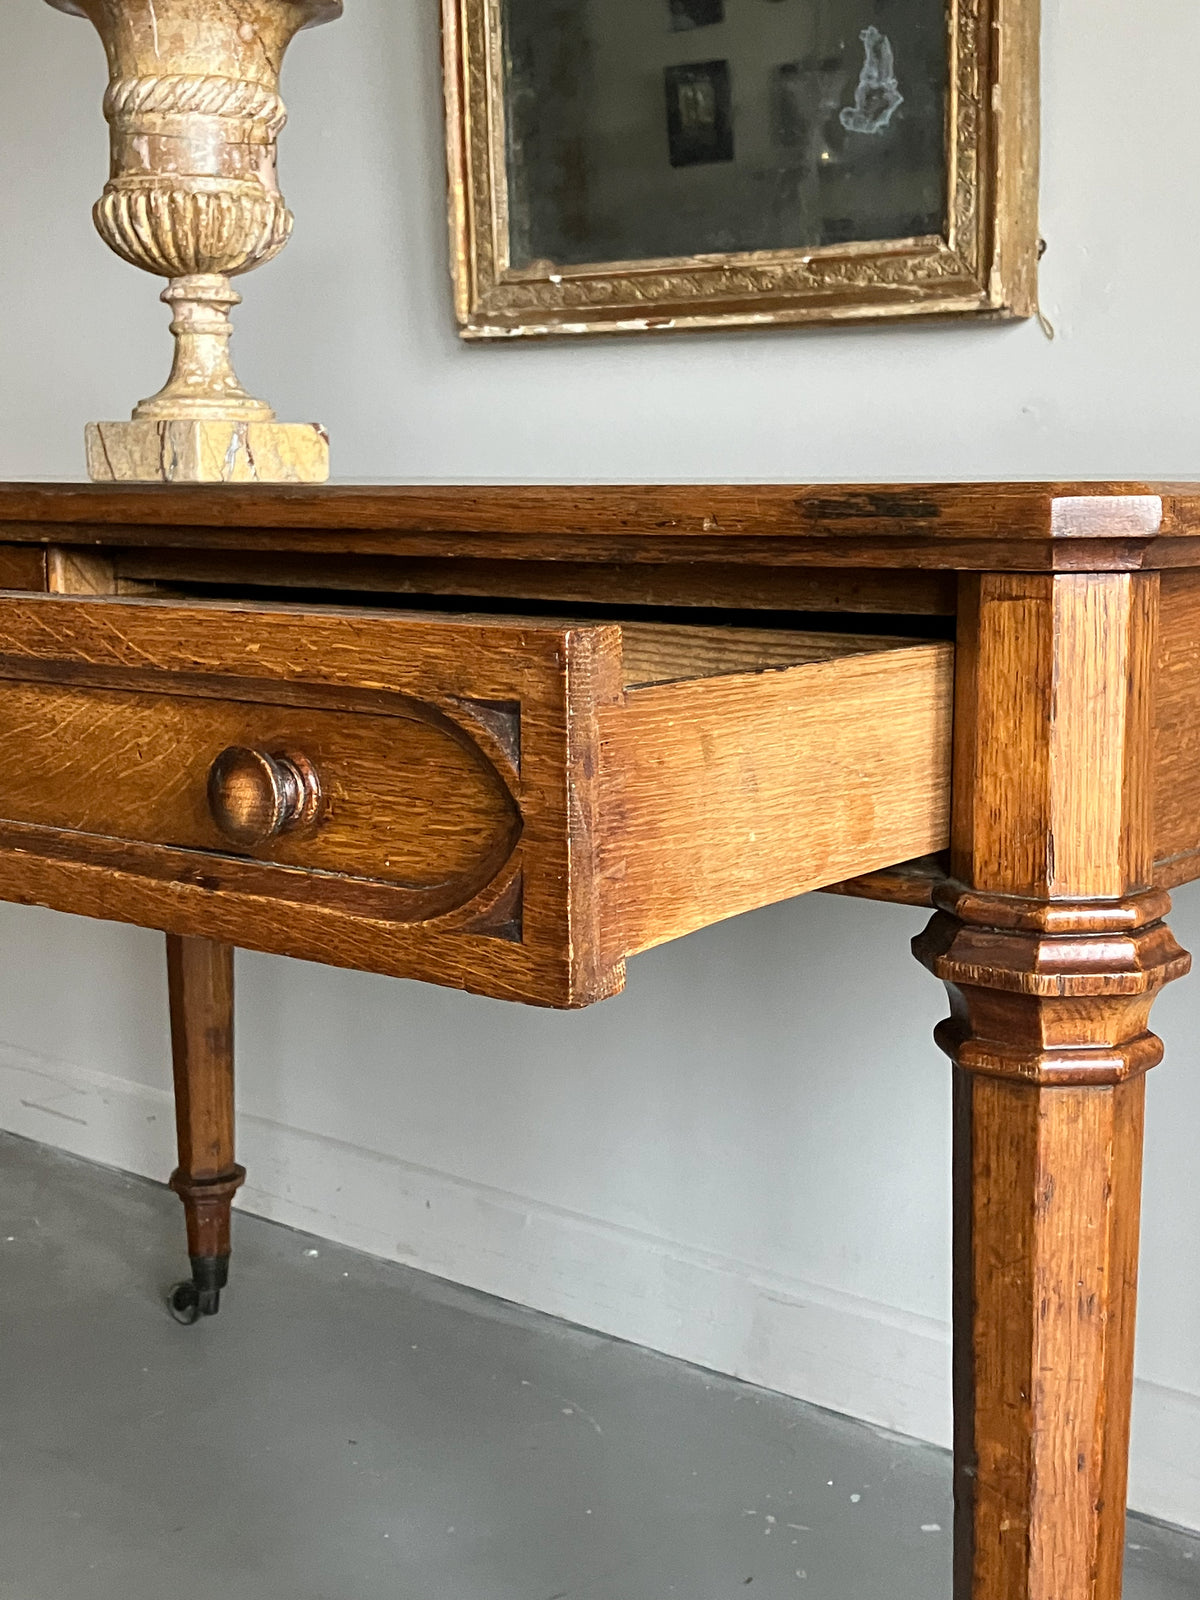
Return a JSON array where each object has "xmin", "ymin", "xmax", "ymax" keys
[{"xmin": 207, "ymin": 747, "xmax": 322, "ymax": 847}]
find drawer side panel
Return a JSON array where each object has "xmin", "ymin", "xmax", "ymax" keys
[{"xmin": 602, "ymin": 642, "xmax": 954, "ymax": 957}]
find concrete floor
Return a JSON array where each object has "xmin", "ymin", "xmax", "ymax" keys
[{"xmin": 0, "ymin": 1132, "xmax": 1196, "ymax": 1600}]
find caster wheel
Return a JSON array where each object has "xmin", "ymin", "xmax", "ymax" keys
[
  {"xmin": 167, "ymin": 1256, "xmax": 228, "ymax": 1323},
  {"xmin": 168, "ymin": 1280, "xmax": 202, "ymax": 1325}
]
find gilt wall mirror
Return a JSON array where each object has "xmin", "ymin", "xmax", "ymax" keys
[{"xmin": 443, "ymin": 0, "xmax": 1039, "ymax": 337}]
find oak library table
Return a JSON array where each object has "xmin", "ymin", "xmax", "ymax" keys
[{"xmin": 1, "ymin": 478, "xmax": 1196, "ymax": 1600}]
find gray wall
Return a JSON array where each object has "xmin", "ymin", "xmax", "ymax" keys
[{"xmin": 1, "ymin": 0, "xmax": 1198, "ymax": 1530}]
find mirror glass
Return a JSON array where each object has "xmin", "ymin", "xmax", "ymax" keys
[{"xmin": 502, "ymin": 0, "xmax": 949, "ymax": 271}]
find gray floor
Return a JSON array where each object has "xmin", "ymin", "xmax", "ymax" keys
[{"xmin": 1, "ymin": 1134, "xmax": 1195, "ymax": 1600}]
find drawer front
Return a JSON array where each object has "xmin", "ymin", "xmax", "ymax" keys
[
  {"xmin": 0, "ymin": 681, "xmax": 520, "ymax": 918},
  {"xmin": 0, "ymin": 595, "xmax": 952, "ymax": 1006},
  {"xmin": 0, "ymin": 594, "xmax": 620, "ymax": 1007}
]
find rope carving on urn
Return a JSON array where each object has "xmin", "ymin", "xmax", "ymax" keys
[
  {"xmin": 103, "ymin": 73, "xmax": 291, "ymax": 133},
  {"xmin": 45, "ymin": 0, "xmax": 343, "ymax": 483}
]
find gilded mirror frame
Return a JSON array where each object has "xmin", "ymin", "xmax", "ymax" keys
[{"xmin": 443, "ymin": 0, "xmax": 1039, "ymax": 338}]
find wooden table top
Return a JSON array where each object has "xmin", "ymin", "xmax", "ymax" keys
[{"xmin": 2, "ymin": 481, "xmax": 1200, "ymax": 570}]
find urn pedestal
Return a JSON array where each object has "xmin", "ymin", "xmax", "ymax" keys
[{"xmin": 48, "ymin": 0, "xmax": 341, "ymax": 485}]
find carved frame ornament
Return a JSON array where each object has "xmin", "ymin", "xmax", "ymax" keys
[{"xmin": 443, "ymin": 0, "xmax": 1040, "ymax": 338}]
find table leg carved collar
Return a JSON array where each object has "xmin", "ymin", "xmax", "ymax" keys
[{"xmin": 1, "ymin": 480, "xmax": 1197, "ymax": 1600}]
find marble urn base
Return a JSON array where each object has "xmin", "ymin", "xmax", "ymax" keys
[{"xmin": 85, "ymin": 420, "xmax": 330, "ymax": 485}]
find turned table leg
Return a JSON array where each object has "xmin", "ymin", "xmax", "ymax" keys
[
  {"xmin": 165, "ymin": 934, "xmax": 245, "ymax": 1323},
  {"xmin": 915, "ymin": 572, "xmax": 1190, "ymax": 1600}
]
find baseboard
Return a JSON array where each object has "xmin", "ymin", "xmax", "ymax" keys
[
  {"xmin": 1, "ymin": 1039, "xmax": 1194, "ymax": 1530},
  {"xmin": 1129, "ymin": 1379, "xmax": 1200, "ymax": 1534}
]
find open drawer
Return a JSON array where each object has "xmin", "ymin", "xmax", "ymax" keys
[{"xmin": 0, "ymin": 595, "xmax": 952, "ymax": 1005}]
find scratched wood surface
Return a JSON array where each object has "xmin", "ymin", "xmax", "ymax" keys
[
  {"xmin": 166, "ymin": 934, "xmax": 244, "ymax": 1267},
  {"xmin": 3, "ymin": 482, "xmax": 1200, "ymax": 571},
  {"xmin": 952, "ymin": 1071, "xmax": 1146, "ymax": 1600},
  {"xmin": 108, "ymin": 549, "xmax": 960, "ymax": 616},
  {"xmin": 838, "ymin": 561, "xmax": 1200, "ymax": 902},
  {"xmin": 914, "ymin": 570, "xmax": 1188, "ymax": 1600},
  {"xmin": 951, "ymin": 572, "xmax": 1156, "ymax": 897}
]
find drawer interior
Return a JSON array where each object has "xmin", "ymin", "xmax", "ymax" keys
[
  {"xmin": 0, "ymin": 594, "xmax": 952, "ymax": 1005},
  {"xmin": 617, "ymin": 621, "xmax": 931, "ymax": 685}
]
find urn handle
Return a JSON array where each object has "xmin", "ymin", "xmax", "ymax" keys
[{"xmin": 207, "ymin": 747, "xmax": 322, "ymax": 846}]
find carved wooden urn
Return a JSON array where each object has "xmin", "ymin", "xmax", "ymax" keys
[{"xmin": 47, "ymin": 0, "xmax": 342, "ymax": 483}]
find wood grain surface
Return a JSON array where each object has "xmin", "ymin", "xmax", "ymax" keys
[
  {"xmin": 823, "ymin": 853, "xmax": 947, "ymax": 906},
  {"xmin": 605, "ymin": 642, "xmax": 953, "ymax": 959},
  {"xmin": 3, "ymin": 481, "xmax": 1200, "ymax": 571},
  {"xmin": 952, "ymin": 1070, "xmax": 1146, "ymax": 1600},
  {"xmin": 47, "ymin": 547, "xmax": 117, "ymax": 595},
  {"xmin": 617, "ymin": 622, "xmax": 928, "ymax": 685},
  {"xmin": 1153, "ymin": 569, "xmax": 1200, "ymax": 879},
  {"xmin": 0, "ymin": 543, "xmax": 48, "ymax": 590},
  {"xmin": 0, "ymin": 680, "xmax": 520, "ymax": 903},
  {"xmin": 915, "ymin": 570, "xmax": 1189, "ymax": 1600},
  {"xmin": 0, "ymin": 593, "xmax": 616, "ymax": 1005},
  {"xmin": 107, "ymin": 550, "xmax": 960, "ymax": 616},
  {"xmin": 166, "ymin": 934, "xmax": 245, "ymax": 1263},
  {"xmin": 951, "ymin": 572, "xmax": 1156, "ymax": 897},
  {"xmin": 0, "ymin": 592, "xmax": 952, "ymax": 1005}
]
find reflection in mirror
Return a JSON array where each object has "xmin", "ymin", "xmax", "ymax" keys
[{"xmin": 503, "ymin": 0, "xmax": 948, "ymax": 270}]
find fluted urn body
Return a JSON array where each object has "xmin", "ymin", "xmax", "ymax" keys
[{"xmin": 47, "ymin": 0, "xmax": 342, "ymax": 483}]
